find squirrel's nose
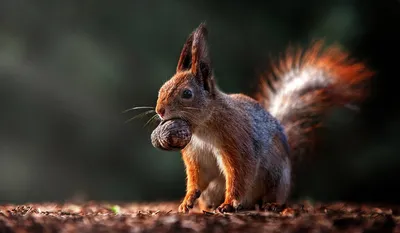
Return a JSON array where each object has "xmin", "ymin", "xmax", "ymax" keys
[{"xmin": 156, "ymin": 107, "xmax": 166, "ymax": 119}]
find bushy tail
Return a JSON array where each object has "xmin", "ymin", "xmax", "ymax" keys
[{"xmin": 255, "ymin": 40, "xmax": 374, "ymax": 165}]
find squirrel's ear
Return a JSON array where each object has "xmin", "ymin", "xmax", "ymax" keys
[
  {"xmin": 176, "ymin": 33, "xmax": 194, "ymax": 72},
  {"xmin": 191, "ymin": 23, "xmax": 214, "ymax": 94}
]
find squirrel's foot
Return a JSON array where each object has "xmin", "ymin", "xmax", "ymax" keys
[
  {"xmin": 178, "ymin": 189, "xmax": 201, "ymax": 213},
  {"xmin": 217, "ymin": 203, "xmax": 234, "ymax": 213},
  {"xmin": 216, "ymin": 200, "xmax": 242, "ymax": 213}
]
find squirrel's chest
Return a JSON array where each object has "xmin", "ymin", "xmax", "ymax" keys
[
  {"xmin": 189, "ymin": 133, "xmax": 219, "ymax": 154},
  {"xmin": 187, "ymin": 133, "xmax": 225, "ymax": 172}
]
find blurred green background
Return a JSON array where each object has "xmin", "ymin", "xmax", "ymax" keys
[{"xmin": 0, "ymin": 0, "xmax": 399, "ymax": 204}]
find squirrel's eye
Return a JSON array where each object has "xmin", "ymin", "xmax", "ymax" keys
[{"xmin": 181, "ymin": 89, "xmax": 193, "ymax": 99}]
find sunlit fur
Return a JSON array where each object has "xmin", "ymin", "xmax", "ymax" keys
[
  {"xmin": 156, "ymin": 71, "xmax": 214, "ymax": 128},
  {"xmin": 256, "ymin": 40, "xmax": 374, "ymax": 165},
  {"xmin": 155, "ymin": 24, "xmax": 373, "ymax": 213}
]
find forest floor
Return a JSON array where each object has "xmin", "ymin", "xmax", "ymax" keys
[{"xmin": 0, "ymin": 201, "xmax": 399, "ymax": 233}]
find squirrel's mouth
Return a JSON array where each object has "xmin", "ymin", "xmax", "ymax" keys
[
  {"xmin": 160, "ymin": 117, "xmax": 192, "ymax": 130},
  {"xmin": 160, "ymin": 117, "xmax": 185, "ymax": 125}
]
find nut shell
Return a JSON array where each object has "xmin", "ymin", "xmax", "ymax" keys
[{"xmin": 151, "ymin": 118, "xmax": 192, "ymax": 151}]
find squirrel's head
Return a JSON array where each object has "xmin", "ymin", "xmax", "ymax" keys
[{"xmin": 156, "ymin": 23, "xmax": 216, "ymax": 127}]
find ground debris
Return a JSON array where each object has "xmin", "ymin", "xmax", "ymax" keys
[{"xmin": 0, "ymin": 201, "xmax": 399, "ymax": 232}]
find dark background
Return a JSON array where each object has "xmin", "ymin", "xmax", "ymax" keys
[{"xmin": 0, "ymin": 0, "xmax": 399, "ymax": 204}]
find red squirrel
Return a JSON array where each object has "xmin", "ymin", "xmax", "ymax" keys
[{"xmin": 154, "ymin": 23, "xmax": 373, "ymax": 213}]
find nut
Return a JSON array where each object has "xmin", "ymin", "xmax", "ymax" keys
[{"xmin": 151, "ymin": 118, "xmax": 192, "ymax": 151}]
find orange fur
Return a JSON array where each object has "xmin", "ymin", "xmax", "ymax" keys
[
  {"xmin": 210, "ymin": 102, "xmax": 254, "ymax": 208},
  {"xmin": 256, "ymin": 40, "xmax": 373, "ymax": 165},
  {"xmin": 178, "ymin": 151, "xmax": 201, "ymax": 213},
  {"xmin": 155, "ymin": 24, "xmax": 373, "ymax": 213},
  {"xmin": 257, "ymin": 40, "xmax": 373, "ymax": 104}
]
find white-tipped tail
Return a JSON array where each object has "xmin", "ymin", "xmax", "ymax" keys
[{"xmin": 256, "ymin": 41, "xmax": 373, "ymax": 164}]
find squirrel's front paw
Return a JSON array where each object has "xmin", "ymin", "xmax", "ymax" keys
[
  {"xmin": 217, "ymin": 203, "xmax": 234, "ymax": 213},
  {"xmin": 217, "ymin": 200, "xmax": 242, "ymax": 213},
  {"xmin": 178, "ymin": 189, "xmax": 201, "ymax": 213}
]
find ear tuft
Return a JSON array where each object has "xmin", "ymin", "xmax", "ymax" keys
[
  {"xmin": 176, "ymin": 22, "xmax": 215, "ymax": 95},
  {"xmin": 191, "ymin": 23, "xmax": 209, "ymax": 76},
  {"xmin": 176, "ymin": 33, "xmax": 194, "ymax": 72},
  {"xmin": 191, "ymin": 23, "xmax": 214, "ymax": 95}
]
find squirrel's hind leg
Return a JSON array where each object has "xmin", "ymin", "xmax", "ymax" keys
[
  {"xmin": 261, "ymin": 159, "xmax": 291, "ymax": 211},
  {"xmin": 198, "ymin": 175, "xmax": 225, "ymax": 211}
]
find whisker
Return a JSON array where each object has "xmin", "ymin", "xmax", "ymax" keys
[
  {"xmin": 144, "ymin": 114, "xmax": 160, "ymax": 128},
  {"xmin": 178, "ymin": 110, "xmax": 200, "ymax": 123},
  {"xmin": 124, "ymin": 110, "xmax": 155, "ymax": 123},
  {"xmin": 122, "ymin": 106, "xmax": 154, "ymax": 114}
]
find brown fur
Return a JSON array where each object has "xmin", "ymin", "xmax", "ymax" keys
[
  {"xmin": 256, "ymin": 40, "xmax": 373, "ymax": 165},
  {"xmin": 155, "ymin": 24, "xmax": 373, "ymax": 213}
]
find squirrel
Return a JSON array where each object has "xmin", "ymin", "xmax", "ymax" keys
[{"xmin": 154, "ymin": 23, "xmax": 373, "ymax": 213}]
